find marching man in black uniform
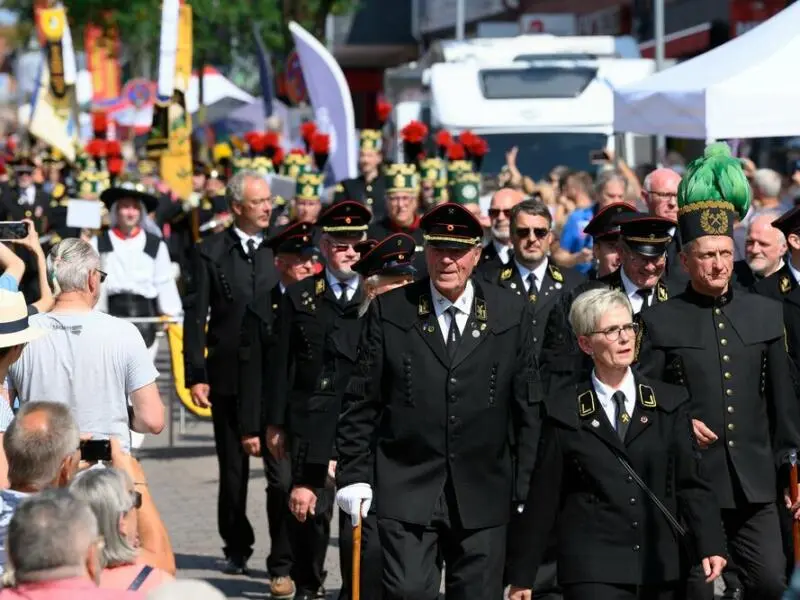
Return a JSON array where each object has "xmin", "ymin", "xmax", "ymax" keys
[
  {"xmin": 238, "ymin": 220, "xmax": 318, "ymax": 600},
  {"xmin": 335, "ymin": 202, "xmax": 542, "ymax": 599},
  {"xmin": 183, "ymin": 169, "xmax": 277, "ymax": 575},
  {"xmin": 265, "ymin": 200, "xmax": 372, "ymax": 600},
  {"xmin": 288, "ymin": 232, "xmax": 418, "ymax": 600},
  {"xmin": 507, "ymin": 287, "xmax": 727, "ymax": 600},
  {"xmin": 638, "ymin": 143, "xmax": 800, "ymax": 600},
  {"xmin": 333, "ymin": 129, "xmax": 387, "ymax": 221},
  {"xmin": 481, "ymin": 198, "xmax": 583, "ymax": 355}
]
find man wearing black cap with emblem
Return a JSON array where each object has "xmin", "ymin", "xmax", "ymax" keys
[
  {"xmin": 287, "ymin": 233, "xmax": 417, "ymax": 600},
  {"xmin": 238, "ymin": 220, "xmax": 318, "ymax": 600},
  {"xmin": 183, "ymin": 169, "xmax": 277, "ymax": 575},
  {"xmin": 582, "ymin": 202, "xmax": 638, "ymax": 280},
  {"xmin": 264, "ymin": 200, "xmax": 371, "ymax": 600},
  {"xmin": 334, "ymin": 202, "xmax": 541, "ymax": 599},
  {"xmin": 638, "ymin": 144, "xmax": 800, "ymax": 600}
]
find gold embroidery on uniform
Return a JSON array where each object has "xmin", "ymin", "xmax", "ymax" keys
[
  {"xmin": 578, "ymin": 391, "xmax": 596, "ymax": 417},
  {"xmin": 638, "ymin": 384, "xmax": 657, "ymax": 408}
]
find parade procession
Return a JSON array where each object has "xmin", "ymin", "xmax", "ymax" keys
[{"xmin": 4, "ymin": 0, "xmax": 800, "ymax": 599}]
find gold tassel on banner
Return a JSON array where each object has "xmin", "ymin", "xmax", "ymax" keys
[{"xmin": 39, "ymin": 8, "xmax": 67, "ymax": 101}]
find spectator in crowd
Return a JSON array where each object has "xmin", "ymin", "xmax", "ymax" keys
[
  {"xmin": 0, "ymin": 401, "xmax": 81, "ymax": 575},
  {"xmin": 147, "ymin": 580, "xmax": 226, "ymax": 600},
  {"xmin": 735, "ymin": 168, "xmax": 790, "ymax": 260},
  {"xmin": 642, "ymin": 168, "xmax": 681, "ymax": 222},
  {"xmin": 0, "ymin": 489, "xmax": 144, "ymax": 599},
  {"xmin": 8, "ymin": 238, "xmax": 165, "ymax": 454},
  {"xmin": 745, "ymin": 210, "xmax": 788, "ymax": 280},
  {"xmin": 0, "ymin": 217, "xmax": 53, "ymax": 313},
  {"xmin": 0, "ymin": 291, "xmax": 48, "ymax": 487},
  {"xmin": 479, "ymin": 188, "xmax": 524, "ymax": 271},
  {"xmin": 70, "ymin": 458, "xmax": 175, "ymax": 592}
]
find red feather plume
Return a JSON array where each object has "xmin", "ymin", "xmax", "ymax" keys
[
  {"xmin": 447, "ymin": 142, "xmax": 466, "ymax": 161},
  {"xmin": 107, "ymin": 156, "xmax": 124, "ymax": 175},
  {"xmin": 467, "ymin": 136, "xmax": 489, "ymax": 157},
  {"xmin": 263, "ymin": 131, "xmax": 280, "ymax": 148},
  {"xmin": 248, "ymin": 135, "xmax": 267, "ymax": 153},
  {"xmin": 300, "ymin": 121, "xmax": 317, "ymax": 142},
  {"xmin": 85, "ymin": 139, "xmax": 107, "ymax": 158},
  {"xmin": 400, "ymin": 120, "xmax": 428, "ymax": 144},
  {"xmin": 92, "ymin": 111, "xmax": 107, "ymax": 134},
  {"xmin": 105, "ymin": 140, "xmax": 122, "ymax": 158},
  {"xmin": 243, "ymin": 131, "xmax": 262, "ymax": 148},
  {"xmin": 435, "ymin": 130, "xmax": 452, "ymax": 148},
  {"xmin": 289, "ymin": 148, "xmax": 306, "ymax": 156},
  {"xmin": 458, "ymin": 130, "xmax": 478, "ymax": 149},
  {"xmin": 376, "ymin": 100, "xmax": 392, "ymax": 125},
  {"xmin": 311, "ymin": 133, "xmax": 330, "ymax": 155},
  {"xmin": 272, "ymin": 147, "xmax": 285, "ymax": 166}
]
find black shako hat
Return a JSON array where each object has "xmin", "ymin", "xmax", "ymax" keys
[
  {"xmin": 614, "ymin": 213, "xmax": 676, "ymax": 257},
  {"xmin": 316, "ymin": 200, "xmax": 371, "ymax": 239},
  {"xmin": 353, "ymin": 233, "xmax": 417, "ymax": 278},
  {"xmin": 583, "ymin": 202, "xmax": 638, "ymax": 241},
  {"xmin": 265, "ymin": 220, "xmax": 317, "ymax": 256},
  {"xmin": 420, "ymin": 202, "xmax": 483, "ymax": 249}
]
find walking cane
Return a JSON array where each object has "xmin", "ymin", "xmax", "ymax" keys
[
  {"xmin": 790, "ymin": 449, "xmax": 800, "ymax": 564},
  {"xmin": 352, "ymin": 501, "xmax": 363, "ymax": 600}
]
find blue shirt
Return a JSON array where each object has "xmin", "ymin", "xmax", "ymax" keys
[
  {"xmin": 0, "ymin": 274, "xmax": 18, "ymax": 292},
  {"xmin": 559, "ymin": 206, "xmax": 595, "ymax": 274}
]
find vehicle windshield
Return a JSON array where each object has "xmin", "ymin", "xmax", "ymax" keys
[{"xmin": 479, "ymin": 132, "xmax": 608, "ymax": 180}]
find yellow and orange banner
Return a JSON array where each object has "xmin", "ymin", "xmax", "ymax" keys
[
  {"xmin": 85, "ymin": 23, "xmax": 121, "ymax": 103},
  {"xmin": 159, "ymin": 3, "xmax": 193, "ymax": 201}
]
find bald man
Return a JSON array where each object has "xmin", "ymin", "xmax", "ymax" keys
[
  {"xmin": 479, "ymin": 187, "xmax": 524, "ymax": 272},
  {"xmin": 745, "ymin": 211, "xmax": 787, "ymax": 280},
  {"xmin": 643, "ymin": 168, "xmax": 685, "ymax": 287}
]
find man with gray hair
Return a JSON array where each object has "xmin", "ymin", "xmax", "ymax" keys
[
  {"xmin": 183, "ymin": 169, "xmax": 277, "ymax": 574},
  {"xmin": 0, "ymin": 401, "xmax": 81, "ymax": 575},
  {"xmin": 8, "ymin": 238, "xmax": 165, "ymax": 454},
  {"xmin": 0, "ymin": 489, "xmax": 144, "ymax": 599},
  {"xmin": 745, "ymin": 210, "xmax": 787, "ymax": 280}
]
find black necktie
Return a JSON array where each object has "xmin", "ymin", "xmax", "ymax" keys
[
  {"xmin": 246, "ymin": 239, "xmax": 257, "ymax": 259},
  {"xmin": 445, "ymin": 306, "xmax": 461, "ymax": 359},
  {"xmin": 337, "ymin": 282, "xmax": 350, "ymax": 306},
  {"xmin": 527, "ymin": 273, "xmax": 538, "ymax": 304},
  {"xmin": 612, "ymin": 391, "xmax": 630, "ymax": 441},
  {"xmin": 636, "ymin": 288, "xmax": 652, "ymax": 309}
]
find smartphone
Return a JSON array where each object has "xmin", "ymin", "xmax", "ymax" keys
[
  {"xmin": 80, "ymin": 439, "xmax": 112, "ymax": 462},
  {"xmin": 589, "ymin": 149, "xmax": 608, "ymax": 164},
  {"xmin": 0, "ymin": 221, "xmax": 28, "ymax": 241}
]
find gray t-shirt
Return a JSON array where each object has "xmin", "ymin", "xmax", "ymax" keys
[{"xmin": 9, "ymin": 311, "xmax": 159, "ymax": 452}]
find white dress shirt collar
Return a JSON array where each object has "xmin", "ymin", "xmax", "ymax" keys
[
  {"xmin": 430, "ymin": 279, "xmax": 474, "ymax": 318},
  {"xmin": 493, "ymin": 240, "xmax": 511, "ymax": 264},
  {"xmin": 325, "ymin": 269, "xmax": 360, "ymax": 300},
  {"xmin": 513, "ymin": 258, "xmax": 549, "ymax": 293},
  {"xmin": 591, "ymin": 367, "xmax": 637, "ymax": 428},
  {"xmin": 620, "ymin": 268, "xmax": 651, "ymax": 313},
  {"xmin": 233, "ymin": 227, "xmax": 264, "ymax": 252}
]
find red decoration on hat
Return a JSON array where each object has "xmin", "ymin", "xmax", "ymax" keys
[
  {"xmin": 105, "ymin": 140, "xmax": 122, "ymax": 158},
  {"xmin": 435, "ymin": 130, "xmax": 452, "ymax": 148},
  {"xmin": 92, "ymin": 111, "xmax": 108, "ymax": 135},
  {"xmin": 376, "ymin": 99, "xmax": 392, "ymax": 126},
  {"xmin": 458, "ymin": 130, "xmax": 478, "ymax": 151},
  {"xmin": 107, "ymin": 156, "xmax": 124, "ymax": 175},
  {"xmin": 272, "ymin": 147, "xmax": 285, "ymax": 166},
  {"xmin": 447, "ymin": 142, "xmax": 466, "ymax": 161},
  {"xmin": 85, "ymin": 139, "xmax": 107, "ymax": 158},
  {"xmin": 263, "ymin": 131, "xmax": 280, "ymax": 149},
  {"xmin": 289, "ymin": 148, "xmax": 306, "ymax": 156},
  {"xmin": 300, "ymin": 121, "xmax": 317, "ymax": 142},
  {"xmin": 400, "ymin": 120, "xmax": 428, "ymax": 144},
  {"xmin": 467, "ymin": 136, "xmax": 489, "ymax": 157},
  {"xmin": 311, "ymin": 132, "xmax": 330, "ymax": 154},
  {"xmin": 248, "ymin": 134, "xmax": 267, "ymax": 154},
  {"xmin": 243, "ymin": 131, "xmax": 262, "ymax": 148}
]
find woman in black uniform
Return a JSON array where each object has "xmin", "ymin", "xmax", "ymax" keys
[{"xmin": 507, "ymin": 287, "xmax": 726, "ymax": 600}]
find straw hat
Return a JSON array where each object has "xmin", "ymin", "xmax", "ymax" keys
[{"xmin": 0, "ymin": 291, "xmax": 47, "ymax": 347}]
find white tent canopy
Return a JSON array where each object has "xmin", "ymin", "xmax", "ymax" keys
[{"xmin": 613, "ymin": 3, "xmax": 800, "ymax": 140}]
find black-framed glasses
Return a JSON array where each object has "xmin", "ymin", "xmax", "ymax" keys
[
  {"xmin": 590, "ymin": 322, "xmax": 639, "ymax": 341},
  {"xmin": 514, "ymin": 227, "xmax": 550, "ymax": 240},
  {"xmin": 131, "ymin": 490, "xmax": 142, "ymax": 510},
  {"xmin": 330, "ymin": 242, "xmax": 358, "ymax": 252},
  {"xmin": 488, "ymin": 208, "xmax": 513, "ymax": 219},
  {"xmin": 96, "ymin": 269, "xmax": 107, "ymax": 283}
]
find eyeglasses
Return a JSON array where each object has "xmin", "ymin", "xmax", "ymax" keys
[
  {"xmin": 330, "ymin": 242, "xmax": 359, "ymax": 252},
  {"xmin": 96, "ymin": 269, "xmax": 107, "ymax": 283},
  {"xmin": 514, "ymin": 227, "xmax": 550, "ymax": 240},
  {"xmin": 130, "ymin": 490, "xmax": 142, "ymax": 510},
  {"xmin": 488, "ymin": 208, "xmax": 513, "ymax": 219},
  {"xmin": 590, "ymin": 322, "xmax": 639, "ymax": 341},
  {"xmin": 647, "ymin": 191, "xmax": 677, "ymax": 200}
]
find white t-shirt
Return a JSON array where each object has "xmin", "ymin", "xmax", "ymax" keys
[{"xmin": 8, "ymin": 311, "xmax": 159, "ymax": 452}]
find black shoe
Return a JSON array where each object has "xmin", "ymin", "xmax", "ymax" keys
[
  {"xmin": 294, "ymin": 589, "xmax": 325, "ymax": 600},
  {"xmin": 223, "ymin": 556, "xmax": 249, "ymax": 575}
]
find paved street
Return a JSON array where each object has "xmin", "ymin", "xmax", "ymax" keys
[{"xmin": 138, "ymin": 341, "xmax": 342, "ymax": 598}]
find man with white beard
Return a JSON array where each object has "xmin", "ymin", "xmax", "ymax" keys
[{"xmin": 477, "ymin": 188, "xmax": 523, "ymax": 273}]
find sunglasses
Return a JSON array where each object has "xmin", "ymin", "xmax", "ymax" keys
[
  {"xmin": 488, "ymin": 208, "xmax": 513, "ymax": 219},
  {"xmin": 514, "ymin": 227, "xmax": 550, "ymax": 240},
  {"xmin": 96, "ymin": 269, "xmax": 107, "ymax": 283},
  {"xmin": 130, "ymin": 490, "xmax": 142, "ymax": 510}
]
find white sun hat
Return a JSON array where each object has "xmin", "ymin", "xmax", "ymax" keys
[{"xmin": 0, "ymin": 290, "xmax": 47, "ymax": 347}]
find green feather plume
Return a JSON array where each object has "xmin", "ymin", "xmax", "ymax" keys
[{"xmin": 677, "ymin": 142, "xmax": 751, "ymax": 219}]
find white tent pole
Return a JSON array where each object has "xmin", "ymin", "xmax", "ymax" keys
[{"xmin": 654, "ymin": 0, "xmax": 667, "ymax": 164}]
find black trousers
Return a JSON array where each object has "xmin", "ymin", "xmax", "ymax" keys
[
  {"xmin": 687, "ymin": 502, "xmax": 786, "ymax": 600},
  {"xmin": 378, "ymin": 479, "xmax": 506, "ymax": 600},
  {"xmin": 287, "ymin": 483, "xmax": 334, "ymax": 593},
  {"xmin": 263, "ymin": 449, "xmax": 294, "ymax": 577},
  {"xmin": 338, "ymin": 508, "xmax": 383, "ymax": 600},
  {"xmin": 210, "ymin": 394, "xmax": 254, "ymax": 560},
  {"xmin": 563, "ymin": 582, "xmax": 680, "ymax": 600}
]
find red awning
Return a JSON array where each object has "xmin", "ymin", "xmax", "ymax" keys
[{"xmin": 639, "ymin": 22, "xmax": 711, "ymax": 58}]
